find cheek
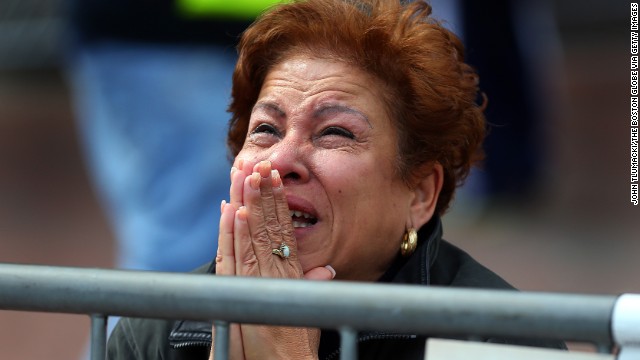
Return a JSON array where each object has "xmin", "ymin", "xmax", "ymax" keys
[
  {"xmin": 317, "ymin": 162, "xmax": 367, "ymax": 197},
  {"xmin": 323, "ymin": 164, "xmax": 394, "ymax": 216},
  {"xmin": 236, "ymin": 148, "xmax": 265, "ymax": 167},
  {"xmin": 318, "ymin": 151, "xmax": 397, "ymax": 201}
]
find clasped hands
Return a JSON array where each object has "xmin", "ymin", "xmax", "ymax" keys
[{"xmin": 210, "ymin": 159, "xmax": 335, "ymax": 360}]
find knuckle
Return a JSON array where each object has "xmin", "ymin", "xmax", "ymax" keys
[
  {"xmin": 263, "ymin": 214, "xmax": 279, "ymax": 228},
  {"xmin": 281, "ymin": 227, "xmax": 294, "ymax": 239},
  {"xmin": 266, "ymin": 221, "xmax": 282, "ymax": 234},
  {"xmin": 242, "ymin": 254, "xmax": 259, "ymax": 266},
  {"xmin": 253, "ymin": 231, "xmax": 271, "ymax": 244}
]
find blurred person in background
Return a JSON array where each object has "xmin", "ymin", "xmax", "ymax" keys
[
  {"xmin": 429, "ymin": 0, "xmax": 563, "ymax": 219},
  {"xmin": 65, "ymin": 0, "xmax": 283, "ymax": 338}
]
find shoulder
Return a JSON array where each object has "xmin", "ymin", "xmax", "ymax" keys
[
  {"xmin": 430, "ymin": 239, "xmax": 514, "ymax": 289},
  {"xmin": 429, "ymin": 240, "xmax": 567, "ymax": 350}
]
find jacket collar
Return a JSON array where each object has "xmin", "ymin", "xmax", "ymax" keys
[{"xmin": 377, "ymin": 215, "xmax": 442, "ymax": 286}]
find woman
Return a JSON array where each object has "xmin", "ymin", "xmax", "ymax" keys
[{"xmin": 107, "ymin": 0, "xmax": 565, "ymax": 359}]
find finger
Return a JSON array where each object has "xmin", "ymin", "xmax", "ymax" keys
[
  {"xmin": 239, "ymin": 157, "xmax": 255, "ymax": 176},
  {"xmin": 230, "ymin": 158, "xmax": 257, "ymax": 210},
  {"xmin": 211, "ymin": 323, "xmax": 245, "ymax": 360},
  {"xmin": 303, "ymin": 265, "xmax": 336, "ymax": 281},
  {"xmin": 216, "ymin": 201, "xmax": 237, "ymax": 276},
  {"xmin": 229, "ymin": 166, "xmax": 246, "ymax": 210},
  {"xmin": 230, "ymin": 324, "xmax": 245, "ymax": 359},
  {"xmin": 213, "ymin": 202, "xmax": 244, "ymax": 359},
  {"xmin": 270, "ymin": 169, "xmax": 297, "ymax": 261},
  {"xmin": 244, "ymin": 171, "xmax": 280, "ymax": 271},
  {"xmin": 238, "ymin": 324, "xmax": 319, "ymax": 359},
  {"xmin": 232, "ymin": 157, "xmax": 244, "ymax": 171},
  {"xmin": 234, "ymin": 206, "xmax": 260, "ymax": 277},
  {"xmin": 256, "ymin": 163, "xmax": 287, "ymax": 250},
  {"xmin": 233, "ymin": 157, "xmax": 256, "ymax": 177}
]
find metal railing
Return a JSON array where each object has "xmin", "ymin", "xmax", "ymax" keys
[{"xmin": 0, "ymin": 263, "xmax": 639, "ymax": 360}]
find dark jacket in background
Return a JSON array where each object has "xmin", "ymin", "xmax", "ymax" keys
[{"xmin": 106, "ymin": 216, "xmax": 566, "ymax": 360}]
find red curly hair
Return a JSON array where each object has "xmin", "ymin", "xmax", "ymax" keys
[{"xmin": 227, "ymin": 0, "xmax": 486, "ymax": 215}]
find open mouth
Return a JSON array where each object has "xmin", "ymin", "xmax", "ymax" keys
[{"xmin": 289, "ymin": 210, "xmax": 318, "ymax": 228}]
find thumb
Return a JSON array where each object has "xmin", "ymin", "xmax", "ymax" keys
[{"xmin": 303, "ymin": 265, "xmax": 336, "ymax": 281}]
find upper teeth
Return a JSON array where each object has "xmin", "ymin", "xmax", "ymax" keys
[{"xmin": 290, "ymin": 210, "xmax": 313, "ymax": 219}]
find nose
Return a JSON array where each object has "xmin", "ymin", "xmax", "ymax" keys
[{"xmin": 265, "ymin": 136, "xmax": 310, "ymax": 184}]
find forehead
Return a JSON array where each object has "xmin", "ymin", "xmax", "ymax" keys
[
  {"xmin": 257, "ymin": 55, "xmax": 389, "ymax": 113},
  {"xmin": 268, "ymin": 55, "xmax": 357, "ymax": 81}
]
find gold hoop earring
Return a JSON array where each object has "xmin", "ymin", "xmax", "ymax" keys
[{"xmin": 401, "ymin": 228, "xmax": 418, "ymax": 257}]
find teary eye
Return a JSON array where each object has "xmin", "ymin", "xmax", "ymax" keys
[{"xmin": 320, "ymin": 126, "xmax": 354, "ymax": 139}]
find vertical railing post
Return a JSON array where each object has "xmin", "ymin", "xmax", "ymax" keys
[
  {"xmin": 596, "ymin": 343, "xmax": 613, "ymax": 354},
  {"xmin": 213, "ymin": 321, "xmax": 230, "ymax": 360},
  {"xmin": 612, "ymin": 294, "xmax": 640, "ymax": 360},
  {"xmin": 90, "ymin": 314, "xmax": 107, "ymax": 360},
  {"xmin": 340, "ymin": 327, "xmax": 358, "ymax": 360}
]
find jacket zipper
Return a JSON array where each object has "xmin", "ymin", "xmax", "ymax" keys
[
  {"xmin": 171, "ymin": 340, "xmax": 211, "ymax": 349},
  {"xmin": 323, "ymin": 333, "xmax": 417, "ymax": 360}
]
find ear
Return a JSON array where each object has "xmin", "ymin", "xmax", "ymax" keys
[{"xmin": 408, "ymin": 162, "xmax": 444, "ymax": 229}]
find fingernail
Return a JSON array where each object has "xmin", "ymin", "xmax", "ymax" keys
[
  {"xmin": 237, "ymin": 206, "xmax": 247, "ymax": 220},
  {"xmin": 250, "ymin": 172, "xmax": 261, "ymax": 190},
  {"xmin": 220, "ymin": 199, "xmax": 226, "ymax": 212},
  {"xmin": 324, "ymin": 265, "xmax": 336, "ymax": 279},
  {"xmin": 271, "ymin": 169, "xmax": 282, "ymax": 188},
  {"xmin": 230, "ymin": 167, "xmax": 238, "ymax": 176},
  {"xmin": 259, "ymin": 161, "xmax": 271, "ymax": 178}
]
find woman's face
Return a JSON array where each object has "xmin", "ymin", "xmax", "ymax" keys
[{"xmin": 236, "ymin": 55, "xmax": 415, "ymax": 281}]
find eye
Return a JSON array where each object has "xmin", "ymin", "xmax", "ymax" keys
[
  {"xmin": 251, "ymin": 123, "xmax": 280, "ymax": 136},
  {"xmin": 320, "ymin": 126, "xmax": 355, "ymax": 139}
]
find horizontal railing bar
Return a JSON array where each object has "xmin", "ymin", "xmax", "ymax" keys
[{"xmin": 0, "ymin": 263, "xmax": 616, "ymax": 344}]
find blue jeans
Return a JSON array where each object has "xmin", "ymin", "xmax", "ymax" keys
[{"xmin": 69, "ymin": 43, "xmax": 234, "ymax": 272}]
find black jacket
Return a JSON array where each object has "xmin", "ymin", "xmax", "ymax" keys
[{"xmin": 106, "ymin": 217, "xmax": 566, "ymax": 359}]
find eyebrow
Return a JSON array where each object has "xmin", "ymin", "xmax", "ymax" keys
[
  {"xmin": 252, "ymin": 102, "xmax": 285, "ymax": 117},
  {"xmin": 314, "ymin": 104, "xmax": 373, "ymax": 129},
  {"xmin": 252, "ymin": 102, "xmax": 373, "ymax": 129}
]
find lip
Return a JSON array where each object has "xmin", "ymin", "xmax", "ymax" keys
[
  {"xmin": 286, "ymin": 194, "xmax": 319, "ymax": 244},
  {"xmin": 286, "ymin": 195, "xmax": 319, "ymax": 218}
]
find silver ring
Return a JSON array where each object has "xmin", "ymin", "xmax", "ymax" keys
[{"xmin": 272, "ymin": 243, "xmax": 290, "ymax": 259}]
